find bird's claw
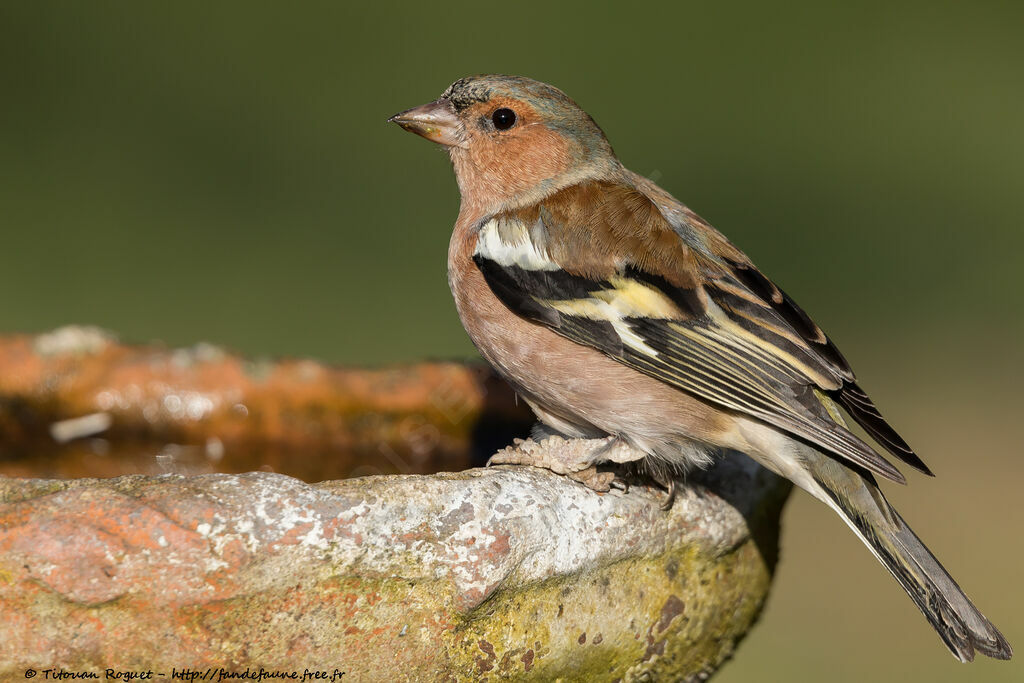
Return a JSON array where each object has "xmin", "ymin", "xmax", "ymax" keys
[{"xmin": 660, "ymin": 478, "xmax": 677, "ymax": 511}]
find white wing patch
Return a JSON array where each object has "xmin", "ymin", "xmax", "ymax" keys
[
  {"xmin": 475, "ymin": 217, "xmax": 559, "ymax": 271},
  {"xmin": 475, "ymin": 217, "xmax": 685, "ymax": 358}
]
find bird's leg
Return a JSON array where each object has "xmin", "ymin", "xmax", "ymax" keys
[
  {"xmin": 588, "ymin": 433, "xmax": 627, "ymax": 460},
  {"xmin": 590, "ymin": 434, "xmax": 642, "ymax": 492}
]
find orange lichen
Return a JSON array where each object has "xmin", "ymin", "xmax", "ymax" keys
[{"xmin": 0, "ymin": 331, "xmax": 532, "ymax": 481}]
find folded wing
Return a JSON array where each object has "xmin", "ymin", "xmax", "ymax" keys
[{"xmin": 472, "ymin": 180, "xmax": 931, "ymax": 481}]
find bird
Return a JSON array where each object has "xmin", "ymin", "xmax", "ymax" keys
[{"xmin": 388, "ymin": 74, "xmax": 1012, "ymax": 662}]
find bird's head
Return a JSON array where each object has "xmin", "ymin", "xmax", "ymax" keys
[{"xmin": 389, "ymin": 75, "xmax": 620, "ymax": 212}]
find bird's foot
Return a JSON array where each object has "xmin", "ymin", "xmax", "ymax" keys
[{"xmin": 486, "ymin": 434, "xmax": 646, "ymax": 493}]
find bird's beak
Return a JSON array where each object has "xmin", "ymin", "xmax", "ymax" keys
[{"xmin": 388, "ymin": 98, "xmax": 464, "ymax": 147}]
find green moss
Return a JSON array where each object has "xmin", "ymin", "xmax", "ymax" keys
[{"xmin": 441, "ymin": 537, "xmax": 774, "ymax": 680}]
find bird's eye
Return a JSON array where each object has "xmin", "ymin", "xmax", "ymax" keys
[{"xmin": 491, "ymin": 108, "xmax": 517, "ymax": 130}]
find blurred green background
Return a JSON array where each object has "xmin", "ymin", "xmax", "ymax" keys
[{"xmin": 2, "ymin": 2, "xmax": 1021, "ymax": 680}]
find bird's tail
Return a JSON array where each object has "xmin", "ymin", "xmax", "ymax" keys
[{"xmin": 805, "ymin": 451, "xmax": 1012, "ymax": 661}]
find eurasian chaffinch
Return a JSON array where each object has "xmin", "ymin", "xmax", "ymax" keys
[{"xmin": 389, "ymin": 75, "xmax": 1011, "ymax": 662}]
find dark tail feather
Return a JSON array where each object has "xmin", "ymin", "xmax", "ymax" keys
[{"xmin": 813, "ymin": 468, "xmax": 1012, "ymax": 661}]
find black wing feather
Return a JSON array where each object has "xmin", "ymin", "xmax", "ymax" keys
[
  {"xmin": 724, "ymin": 261, "xmax": 930, "ymax": 475},
  {"xmin": 833, "ymin": 382, "xmax": 933, "ymax": 476}
]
